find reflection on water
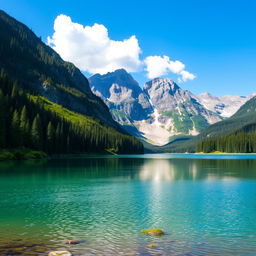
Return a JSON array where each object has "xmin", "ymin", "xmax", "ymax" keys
[
  {"xmin": 0, "ymin": 156, "xmax": 256, "ymax": 255},
  {"xmin": 138, "ymin": 158, "xmax": 256, "ymax": 182},
  {"xmin": 1, "ymin": 157, "xmax": 256, "ymax": 180}
]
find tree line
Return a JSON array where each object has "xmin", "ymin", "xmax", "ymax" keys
[
  {"xmin": 0, "ymin": 71, "xmax": 144, "ymax": 154},
  {"xmin": 196, "ymin": 131, "xmax": 256, "ymax": 153}
]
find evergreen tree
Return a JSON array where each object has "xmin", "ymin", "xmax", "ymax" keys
[
  {"xmin": 11, "ymin": 109, "xmax": 20, "ymax": 147},
  {"xmin": 0, "ymin": 74, "xmax": 143, "ymax": 154},
  {"xmin": 31, "ymin": 114, "xmax": 43, "ymax": 149},
  {"xmin": 0, "ymin": 89, "xmax": 6, "ymax": 148},
  {"xmin": 19, "ymin": 105, "xmax": 29, "ymax": 145},
  {"xmin": 47, "ymin": 122, "xmax": 55, "ymax": 153}
]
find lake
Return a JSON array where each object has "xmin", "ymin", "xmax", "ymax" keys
[{"xmin": 1, "ymin": 154, "xmax": 256, "ymax": 255}]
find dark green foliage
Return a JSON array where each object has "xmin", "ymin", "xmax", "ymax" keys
[
  {"xmin": 0, "ymin": 73, "xmax": 143, "ymax": 154},
  {"xmin": 46, "ymin": 122, "xmax": 55, "ymax": 154},
  {"xmin": 0, "ymin": 149, "xmax": 47, "ymax": 161},
  {"xmin": 0, "ymin": 10, "xmax": 120, "ymax": 129},
  {"xmin": 19, "ymin": 106, "xmax": 30, "ymax": 146},
  {"xmin": 11, "ymin": 109, "xmax": 20, "ymax": 147},
  {"xmin": 31, "ymin": 114, "xmax": 43, "ymax": 150},
  {"xmin": 0, "ymin": 10, "xmax": 143, "ymax": 155},
  {"xmin": 0, "ymin": 89, "xmax": 6, "ymax": 148},
  {"xmin": 24, "ymin": 150, "xmax": 47, "ymax": 159},
  {"xmin": 197, "ymin": 123, "xmax": 256, "ymax": 153},
  {"xmin": 0, "ymin": 151, "xmax": 15, "ymax": 161}
]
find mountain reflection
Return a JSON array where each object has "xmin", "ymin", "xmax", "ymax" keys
[
  {"xmin": 138, "ymin": 158, "xmax": 256, "ymax": 182},
  {"xmin": 139, "ymin": 159, "xmax": 176, "ymax": 182},
  {"xmin": 1, "ymin": 157, "xmax": 256, "ymax": 182}
]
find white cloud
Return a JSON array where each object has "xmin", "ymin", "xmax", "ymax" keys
[
  {"xmin": 144, "ymin": 55, "xmax": 184, "ymax": 79},
  {"xmin": 47, "ymin": 15, "xmax": 196, "ymax": 82},
  {"xmin": 47, "ymin": 15, "xmax": 142, "ymax": 74},
  {"xmin": 178, "ymin": 70, "xmax": 196, "ymax": 83},
  {"xmin": 144, "ymin": 55, "xmax": 196, "ymax": 82}
]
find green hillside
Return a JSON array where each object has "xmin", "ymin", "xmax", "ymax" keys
[
  {"xmin": 0, "ymin": 9, "xmax": 122, "ymax": 128},
  {"xmin": 0, "ymin": 10, "xmax": 143, "ymax": 155},
  {"xmin": 0, "ymin": 72, "xmax": 143, "ymax": 154}
]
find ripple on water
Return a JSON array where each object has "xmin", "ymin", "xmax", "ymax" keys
[{"xmin": 1, "ymin": 157, "xmax": 256, "ymax": 255}]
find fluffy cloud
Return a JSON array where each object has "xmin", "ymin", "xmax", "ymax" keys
[
  {"xmin": 178, "ymin": 70, "xmax": 196, "ymax": 83},
  {"xmin": 47, "ymin": 15, "xmax": 196, "ymax": 82},
  {"xmin": 144, "ymin": 55, "xmax": 196, "ymax": 82},
  {"xmin": 47, "ymin": 15, "xmax": 142, "ymax": 74}
]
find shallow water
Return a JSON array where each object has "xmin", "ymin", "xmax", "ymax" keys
[{"xmin": 1, "ymin": 154, "xmax": 256, "ymax": 255}]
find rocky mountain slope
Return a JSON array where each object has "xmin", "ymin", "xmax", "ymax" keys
[
  {"xmin": 89, "ymin": 70, "xmax": 228, "ymax": 145},
  {"xmin": 144, "ymin": 78, "xmax": 221, "ymax": 137},
  {"xmin": 197, "ymin": 92, "xmax": 255, "ymax": 117},
  {"xmin": 89, "ymin": 69, "xmax": 153, "ymax": 123},
  {"xmin": 152, "ymin": 95, "xmax": 256, "ymax": 153}
]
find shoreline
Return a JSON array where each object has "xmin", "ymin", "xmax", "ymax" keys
[
  {"xmin": 194, "ymin": 151, "xmax": 256, "ymax": 155},
  {"xmin": 1, "ymin": 151, "xmax": 256, "ymax": 162}
]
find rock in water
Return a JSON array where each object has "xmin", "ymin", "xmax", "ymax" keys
[
  {"xmin": 48, "ymin": 251, "xmax": 72, "ymax": 256},
  {"xmin": 65, "ymin": 240, "xmax": 85, "ymax": 245},
  {"xmin": 65, "ymin": 240, "xmax": 78, "ymax": 245},
  {"xmin": 140, "ymin": 228, "xmax": 165, "ymax": 236}
]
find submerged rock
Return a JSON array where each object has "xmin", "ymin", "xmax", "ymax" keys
[
  {"xmin": 148, "ymin": 243, "xmax": 157, "ymax": 248},
  {"xmin": 0, "ymin": 241, "xmax": 47, "ymax": 255},
  {"xmin": 140, "ymin": 228, "xmax": 165, "ymax": 236},
  {"xmin": 65, "ymin": 240, "xmax": 83, "ymax": 245},
  {"xmin": 48, "ymin": 251, "xmax": 72, "ymax": 256}
]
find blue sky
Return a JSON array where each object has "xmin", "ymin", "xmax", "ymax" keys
[{"xmin": 2, "ymin": 0, "xmax": 256, "ymax": 96}]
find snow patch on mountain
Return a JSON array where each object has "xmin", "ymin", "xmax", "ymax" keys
[
  {"xmin": 197, "ymin": 92, "xmax": 256, "ymax": 118},
  {"xmin": 89, "ymin": 69, "xmax": 255, "ymax": 146}
]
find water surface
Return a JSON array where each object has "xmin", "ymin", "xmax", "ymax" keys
[{"xmin": 1, "ymin": 154, "xmax": 256, "ymax": 255}]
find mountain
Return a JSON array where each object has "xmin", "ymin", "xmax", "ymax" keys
[
  {"xmin": 144, "ymin": 78, "xmax": 221, "ymax": 135},
  {"xmin": 0, "ymin": 10, "xmax": 143, "ymax": 154},
  {"xmin": 199, "ymin": 95, "xmax": 256, "ymax": 139},
  {"xmin": 197, "ymin": 92, "xmax": 255, "ymax": 117},
  {"xmin": 197, "ymin": 96, "xmax": 256, "ymax": 153},
  {"xmin": 155, "ymin": 95, "xmax": 256, "ymax": 153},
  {"xmin": 89, "ymin": 69, "xmax": 153, "ymax": 123},
  {"xmin": 89, "ymin": 70, "xmax": 223, "ymax": 145}
]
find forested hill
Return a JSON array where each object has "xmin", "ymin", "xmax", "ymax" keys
[
  {"xmin": 197, "ymin": 122, "xmax": 256, "ymax": 153},
  {"xmin": 0, "ymin": 10, "xmax": 143, "ymax": 154},
  {"xmin": 0, "ymin": 9, "xmax": 118, "ymax": 128}
]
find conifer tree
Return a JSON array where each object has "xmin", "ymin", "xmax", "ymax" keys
[
  {"xmin": 31, "ymin": 114, "xmax": 43, "ymax": 149},
  {"xmin": 47, "ymin": 122, "xmax": 55, "ymax": 153},
  {"xmin": 11, "ymin": 109, "xmax": 20, "ymax": 147},
  {"xmin": 19, "ymin": 105, "xmax": 29, "ymax": 145},
  {"xmin": 0, "ymin": 89, "xmax": 6, "ymax": 148}
]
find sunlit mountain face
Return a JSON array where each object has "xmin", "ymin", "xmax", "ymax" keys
[{"xmin": 89, "ymin": 69, "xmax": 254, "ymax": 146}]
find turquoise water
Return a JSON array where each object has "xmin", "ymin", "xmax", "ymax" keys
[{"xmin": 1, "ymin": 154, "xmax": 256, "ymax": 255}]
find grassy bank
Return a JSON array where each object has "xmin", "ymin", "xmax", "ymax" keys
[
  {"xmin": 0, "ymin": 148, "xmax": 47, "ymax": 161},
  {"xmin": 195, "ymin": 151, "xmax": 256, "ymax": 155}
]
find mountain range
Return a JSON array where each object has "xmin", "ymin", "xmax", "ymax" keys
[
  {"xmin": 1, "ymin": 9, "xmax": 255, "ymax": 155},
  {"xmin": 89, "ymin": 69, "xmax": 255, "ymax": 146}
]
